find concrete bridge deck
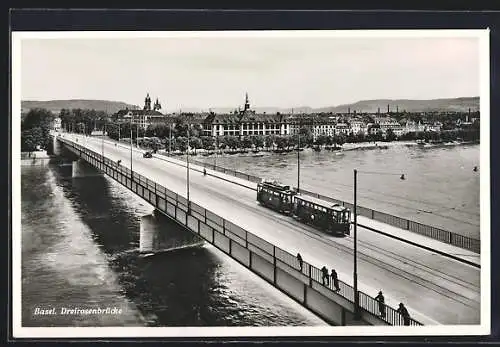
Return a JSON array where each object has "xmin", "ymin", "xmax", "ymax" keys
[{"xmin": 58, "ymin": 133, "xmax": 481, "ymax": 326}]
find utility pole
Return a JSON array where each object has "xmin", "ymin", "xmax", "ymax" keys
[
  {"xmin": 130, "ymin": 117, "xmax": 133, "ymax": 180},
  {"xmin": 353, "ymin": 169, "xmax": 359, "ymax": 320},
  {"xmin": 186, "ymin": 120, "xmax": 190, "ymax": 213},
  {"xmin": 297, "ymin": 121, "xmax": 301, "ymax": 193}
]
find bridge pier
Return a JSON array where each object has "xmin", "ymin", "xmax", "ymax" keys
[
  {"xmin": 139, "ymin": 212, "xmax": 204, "ymax": 255},
  {"xmin": 72, "ymin": 159, "xmax": 103, "ymax": 178}
]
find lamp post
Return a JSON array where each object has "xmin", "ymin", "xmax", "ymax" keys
[
  {"xmin": 297, "ymin": 121, "xmax": 301, "ymax": 193},
  {"xmin": 101, "ymin": 118, "xmax": 105, "ymax": 158},
  {"xmin": 118, "ymin": 123, "xmax": 121, "ymax": 142},
  {"xmin": 169, "ymin": 123, "xmax": 172, "ymax": 154},
  {"xmin": 130, "ymin": 117, "xmax": 133, "ymax": 180},
  {"xmin": 186, "ymin": 121, "xmax": 190, "ymax": 213},
  {"xmin": 136, "ymin": 122, "xmax": 140, "ymax": 149},
  {"xmin": 353, "ymin": 169, "xmax": 359, "ymax": 319},
  {"xmin": 352, "ymin": 169, "xmax": 406, "ymax": 320}
]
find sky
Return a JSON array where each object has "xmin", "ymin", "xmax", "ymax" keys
[{"xmin": 19, "ymin": 32, "xmax": 481, "ymax": 112}]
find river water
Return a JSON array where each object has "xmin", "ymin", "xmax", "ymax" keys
[
  {"xmin": 21, "ymin": 160, "xmax": 326, "ymax": 327},
  {"xmin": 195, "ymin": 143, "xmax": 480, "ymax": 239},
  {"xmin": 20, "ymin": 141, "xmax": 480, "ymax": 327}
]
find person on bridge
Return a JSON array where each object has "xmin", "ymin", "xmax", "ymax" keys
[
  {"xmin": 330, "ymin": 269, "xmax": 340, "ymax": 291},
  {"xmin": 203, "ymin": 168, "xmax": 207, "ymax": 176},
  {"xmin": 296, "ymin": 253, "xmax": 303, "ymax": 271},
  {"xmin": 321, "ymin": 266, "xmax": 329, "ymax": 286},
  {"xmin": 396, "ymin": 303, "xmax": 411, "ymax": 326},
  {"xmin": 117, "ymin": 159, "xmax": 122, "ymax": 166},
  {"xmin": 375, "ymin": 291, "xmax": 386, "ymax": 318}
]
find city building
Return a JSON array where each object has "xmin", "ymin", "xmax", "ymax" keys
[
  {"xmin": 202, "ymin": 93, "xmax": 291, "ymax": 137},
  {"xmin": 349, "ymin": 120, "xmax": 368, "ymax": 135},
  {"xmin": 114, "ymin": 93, "xmax": 165, "ymax": 129}
]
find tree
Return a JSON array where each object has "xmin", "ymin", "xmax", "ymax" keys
[
  {"xmin": 176, "ymin": 136, "xmax": 188, "ymax": 152},
  {"xmin": 21, "ymin": 108, "xmax": 54, "ymax": 152},
  {"xmin": 21, "ymin": 127, "xmax": 44, "ymax": 153},
  {"xmin": 241, "ymin": 136, "xmax": 253, "ymax": 149},
  {"xmin": 385, "ymin": 129, "xmax": 397, "ymax": 142},
  {"xmin": 201, "ymin": 136, "xmax": 215, "ymax": 151},
  {"xmin": 250, "ymin": 135, "xmax": 265, "ymax": 150},
  {"xmin": 190, "ymin": 137, "xmax": 202, "ymax": 154}
]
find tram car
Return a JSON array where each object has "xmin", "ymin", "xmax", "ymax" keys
[
  {"xmin": 294, "ymin": 194, "xmax": 351, "ymax": 236},
  {"xmin": 257, "ymin": 181, "xmax": 351, "ymax": 237},
  {"xmin": 256, "ymin": 181, "xmax": 297, "ymax": 214}
]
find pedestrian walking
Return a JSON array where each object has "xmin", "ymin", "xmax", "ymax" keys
[
  {"xmin": 331, "ymin": 269, "xmax": 340, "ymax": 291},
  {"xmin": 375, "ymin": 291, "xmax": 386, "ymax": 318},
  {"xmin": 321, "ymin": 266, "xmax": 329, "ymax": 286},
  {"xmin": 396, "ymin": 303, "xmax": 410, "ymax": 326},
  {"xmin": 296, "ymin": 253, "xmax": 303, "ymax": 271}
]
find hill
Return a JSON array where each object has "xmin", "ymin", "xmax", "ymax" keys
[
  {"xmin": 21, "ymin": 96, "xmax": 479, "ymax": 116},
  {"xmin": 21, "ymin": 100, "xmax": 138, "ymax": 115},
  {"xmin": 315, "ymin": 97, "xmax": 479, "ymax": 114}
]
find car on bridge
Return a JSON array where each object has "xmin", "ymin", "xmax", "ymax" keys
[{"xmin": 143, "ymin": 151, "xmax": 153, "ymax": 158}]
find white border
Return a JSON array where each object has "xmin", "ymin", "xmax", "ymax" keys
[{"xmin": 12, "ymin": 29, "xmax": 490, "ymax": 338}]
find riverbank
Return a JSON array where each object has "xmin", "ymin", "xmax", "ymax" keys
[{"xmin": 21, "ymin": 150, "xmax": 55, "ymax": 166}]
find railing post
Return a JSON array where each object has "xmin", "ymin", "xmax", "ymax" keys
[
  {"xmin": 229, "ymin": 238, "xmax": 232, "ymax": 255},
  {"xmin": 245, "ymin": 230, "xmax": 248, "ymax": 248},
  {"xmin": 406, "ymin": 219, "xmax": 410, "ymax": 230},
  {"xmin": 273, "ymin": 246, "xmax": 277, "ymax": 285},
  {"xmin": 308, "ymin": 264, "xmax": 313, "ymax": 287}
]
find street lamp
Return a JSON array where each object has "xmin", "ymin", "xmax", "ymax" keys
[
  {"xmin": 101, "ymin": 118, "xmax": 106, "ymax": 158},
  {"xmin": 352, "ymin": 169, "xmax": 406, "ymax": 320},
  {"xmin": 297, "ymin": 120, "xmax": 301, "ymax": 193},
  {"xmin": 186, "ymin": 121, "xmax": 191, "ymax": 213},
  {"xmin": 130, "ymin": 116, "xmax": 133, "ymax": 180},
  {"xmin": 169, "ymin": 123, "xmax": 172, "ymax": 154}
]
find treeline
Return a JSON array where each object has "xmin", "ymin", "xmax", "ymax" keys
[
  {"xmin": 59, "ymin": 108, "xmax": 109, "ymax": 135},
  {"xmin": 21, "ymin": 108, "xmax": 55, "ymax": 153},
  {"xmin": 56, "ymin": 108, "xmax": 480, "ymax": 153}
]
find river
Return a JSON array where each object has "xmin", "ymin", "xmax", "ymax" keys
[
  {"xmin": 194, "ymin": 142, "xmax": 480, "ymax": 239},
  {"xmin": 21, "ymin": 161, "xmax": 326, "ymax": 327}
]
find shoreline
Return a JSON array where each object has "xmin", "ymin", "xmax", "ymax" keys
[{"xmin": 155, "ymin": 139, "xmax": 479, "ymax": 158}]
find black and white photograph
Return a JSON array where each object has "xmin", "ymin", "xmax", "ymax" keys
[{"xmin": 11, "ymin": 29, "xmax": 490, "ymax": 338}]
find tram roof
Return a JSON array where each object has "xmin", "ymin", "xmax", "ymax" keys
[{"xmin": 295, "ymin": 194, "xmax": 347, "ymax": 212}]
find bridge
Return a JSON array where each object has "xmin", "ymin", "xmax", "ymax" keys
[{"xmin": 51, "ymin": 131, "xmax": 481, "ymax": 327}]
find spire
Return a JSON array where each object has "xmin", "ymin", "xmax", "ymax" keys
[
  {"xmin": 244, "ymin": 92, "xmax": 250, "ymax": 112},
  {"xmin": 144, "ymin": 93, "xmax": 152, "ymax": 111}
]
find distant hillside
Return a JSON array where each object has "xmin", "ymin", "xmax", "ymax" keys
[
  {"xmin": 315, "ymin": 97, "xmax": 479, "ymax": 114},
  {"xmin": 21, "ymin": 96, "xmax": 479, "ymax": 116},
  {"xmin": 21, "ymin": 100, "xmax": 138, "ymax": 115}
]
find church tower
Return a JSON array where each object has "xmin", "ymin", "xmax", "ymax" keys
[
  {"xmin": 244, "ymin": 92, "xmax": 250, "ymax": 112},
  {"xmin": 144, "ymin": 93, "xmax": 152, "ymax": 111},
  {"xmin": 153, "ymin": 97, "xmax": 162, "ymax": 111}
]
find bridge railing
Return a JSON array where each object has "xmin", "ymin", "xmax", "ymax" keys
[
  {"xmin": 161, "ymin": 152, "xmax": 262, "ymax": 184},
  {"xmin": 60, "ymin": 137, "xmax": 423, "ymax": 326},
  {"xmin": 297, "ymin": 188, "xmax": 480, "ymax": 254}
]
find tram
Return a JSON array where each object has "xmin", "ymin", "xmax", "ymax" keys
[
  {"xmin": 256, "ymin": 181, "xmax": 297, "ymax": 214},
  {"xmin": 294, "ymin": 194, "xmax": 351, "ymax": 236},
  {"xmin": 256, "ymin": 181, "xmax": 351, "ymax": 237}
]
